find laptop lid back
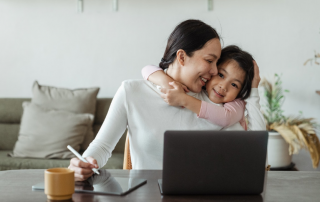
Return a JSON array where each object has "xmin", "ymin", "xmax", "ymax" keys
[{"xmin": 162, "ymin": 131, "xmax": 268, "ymax": 195}]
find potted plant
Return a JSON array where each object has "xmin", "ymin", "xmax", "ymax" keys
[{"xmin": 260, "ymin": 74, "xmax": 320, "ymax": 169}]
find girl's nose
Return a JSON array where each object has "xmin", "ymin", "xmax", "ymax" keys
[{"xmin": 219, "ymin": 83, "xmax": 227, "ymax": 92}]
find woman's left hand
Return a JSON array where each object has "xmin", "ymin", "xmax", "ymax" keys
[
  {"xmin": 252, "ymin": 60, "xmax": 261, "ymax": 88},
  {"xmin": 160, "ymin": 81, "xmax": 188, "ymax": 107}
]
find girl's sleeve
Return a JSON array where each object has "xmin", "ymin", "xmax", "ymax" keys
[
  {"xmin": 82, "ymin": 82, "xmax": 129, "ymax": 169},
  {"xmin": 141, "ymin": 65, "xmax": 163, "ymax": 80},
  {"xmin": 198, "ymin": 99, "xmax": 245, "ymax": 127},
  {"xmin": 245, "ymin": 88, "xmax": 266, "ymax": 131}
]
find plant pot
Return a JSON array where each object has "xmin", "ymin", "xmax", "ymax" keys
[{"xmin": 267, "ymin": 131, "xmax": 292, "ymax": 168}]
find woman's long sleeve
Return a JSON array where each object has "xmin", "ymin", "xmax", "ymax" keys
[
  {"xmin": 245, "ymin": 88, "xmax": 266, "ymax": 131},
  {"xmin": 82, "ymin": 83, "xmax": 128, "ymax": 169}
]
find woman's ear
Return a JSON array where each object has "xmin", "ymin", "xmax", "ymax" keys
[{"xmin": 176, "ymin": 49, "xmax": 186, "ymax": 67}]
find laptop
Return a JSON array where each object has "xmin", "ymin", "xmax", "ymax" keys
[{"xmin": 158, "ymin": 131, "xmax": 268, "ymax": 195}]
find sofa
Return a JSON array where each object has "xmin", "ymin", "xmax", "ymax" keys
[{"xmin": 0, "ymin": 98, "xmax": 127, "ymax": 171}]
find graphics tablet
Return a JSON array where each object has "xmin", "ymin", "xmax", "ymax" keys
[{"xmin": 32, "ymin": 169, "xmax": 147, "ymax": 196}]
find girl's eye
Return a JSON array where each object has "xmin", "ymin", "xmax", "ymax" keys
[
  {"xmin": 206, "ymin": 60, "xmax": 213, "ymax": 64},
  {"xmin": 231, "ymin": 83, "xmax": 238, "ymax": 88},
  {"xmin": 218, "ymin": 73, "xmax": 224, "ymax": 78}
]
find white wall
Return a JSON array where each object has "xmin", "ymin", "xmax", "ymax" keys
[{"xmin": 1, "ymin": 0, "xmax": 320, "ymax": 127}]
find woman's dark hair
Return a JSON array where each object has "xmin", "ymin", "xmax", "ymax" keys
[
  {"xmin": 159, "ymin": 19, "xmax": 220, "ymax": 70},
  {"xmin": 217, "ymin": 45, "xmax": 255, "ymax": 100}
]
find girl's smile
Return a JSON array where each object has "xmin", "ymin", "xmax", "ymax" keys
[{"xmin": 212, "ymin": 88, "xmax": 224, "ymax": 98}]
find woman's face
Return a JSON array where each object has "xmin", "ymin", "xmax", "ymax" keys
[
  {"xmin": 205, "ymin": 60, "xmax": 246, "ymax": 104},
  {"xmin": 180, "ymin": 38, "xmax": 221, "ymax": 93}
]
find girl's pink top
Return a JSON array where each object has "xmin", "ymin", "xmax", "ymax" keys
[{"xmin": 141, "ymin": 65, "xmax": 247, "ymax": 130}]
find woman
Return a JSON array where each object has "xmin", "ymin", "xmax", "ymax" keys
[{"xmin": 68, "ymin": 19, "xmax": 265, "ymax": 181}]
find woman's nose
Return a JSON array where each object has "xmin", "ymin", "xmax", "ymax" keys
[{"xmin": 209, "ymin": 64, "xmax": 218, "ymax": 76}]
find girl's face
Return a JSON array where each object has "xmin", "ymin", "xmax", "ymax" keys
[
  {"xmin": 180, "ymin": 38, "xmax": 221, "ymax": 93},
  {"xmin": 205, "ymin": 60, "xmax": 246, "ymax": 104}
]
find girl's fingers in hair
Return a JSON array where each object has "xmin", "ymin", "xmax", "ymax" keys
[
  {"xmin": 252, "ymin": 60, "xmax": 261, "ymax": 88},
  {"xmin": 253, "ymin": 61, "xmax": 260, "ymax": 76}
]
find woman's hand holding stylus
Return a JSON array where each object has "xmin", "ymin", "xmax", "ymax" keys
[{"xmin": 68, "ymin": 156, "xmax": 99, "ymax": 181}]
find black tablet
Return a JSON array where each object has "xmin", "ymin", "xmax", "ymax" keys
[{"xmin": 32, "ymin": 169, "xmax": 147, "ymax": 196}]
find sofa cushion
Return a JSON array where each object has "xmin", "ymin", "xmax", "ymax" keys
[
  {"xmin": 32, "ymin": 81, "xmax": 100, "ymax": 150},
  {"xmin": 0, "ymin": 98, "xmax": 127, "ymax": 153},
  {"xmin": 95, "ymin": 99, "xmax": 113, "ymax": 124},
  {"xmin": 10, "ymin": 102, "xmax": 93, "ymax": 159},
  {"xmin": 0, "ymin": 124, "xmax": 19, "ymax": 150},
  {"xmin": 0, "ymin": 150, "xmax": 124, "ymax": 171},
  {"xmin": 0, "ymin": 98, "xmax": 30, "ymax": 123},
  {"xmin": 32, "ymin": 81, "xmax": 99, "ymax": 114}
]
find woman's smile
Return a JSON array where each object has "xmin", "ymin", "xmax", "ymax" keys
[{"xmin": 200, "ymin": 76, "xmax": 209, "ymax": 86}]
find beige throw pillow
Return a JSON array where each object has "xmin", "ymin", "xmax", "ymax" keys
[
  {"xmin": 10, "ymin": 102, "xmax": 94, "ymax": 159},
  {"xmin": 31, "ymin": 81, "xmax": 99, "ymax": 150}
]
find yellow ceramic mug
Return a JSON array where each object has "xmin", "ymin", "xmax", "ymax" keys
[{"xmin": 45, "ymin": 168, "xmax": 75, "ymax": 200}]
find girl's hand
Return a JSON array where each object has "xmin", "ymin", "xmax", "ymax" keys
[
  {"xmin": 179, "ymin": 82, "xmax": 189, "ymax": 93},
  {"xmin": 68, "ymin": 156, "xmax": 99, "ymax": 181},
  {"xmin": 160, "ymin": 81, "xmax": 188, "ymax": 107},
  {"xmin": 161, "ymin": 81, "xmax": 189, "ymax": 92},
  {"xmin": 252, "ymin": 60, "xmax": 261, "ymax": 88}
]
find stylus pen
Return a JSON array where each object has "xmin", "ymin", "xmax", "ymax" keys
[{"xmin": 67, "ymin": 145, "xmax": 100, "ymax": 175}]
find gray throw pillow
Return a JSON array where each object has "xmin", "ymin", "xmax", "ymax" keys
[
  {"xmin": 31, "ymin": 81, "xmax": 99, "ymax": 150},
  {"xmin": 10, "ymin": 102, "xmax": 94, "ymax": 159}
]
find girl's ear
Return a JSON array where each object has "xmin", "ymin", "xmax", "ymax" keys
[{"xmin": 176, "ymin": 49, "xmax": 186, "ymax": 67}]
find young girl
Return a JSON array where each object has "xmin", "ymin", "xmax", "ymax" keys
[{"xmin": 142, "ymin": 45, "xmax": 256, "ymax": 130}]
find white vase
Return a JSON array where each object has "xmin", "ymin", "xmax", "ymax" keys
[{"xmin": 267, "ymin": 131, "xmax": 292, "ymax": 168}]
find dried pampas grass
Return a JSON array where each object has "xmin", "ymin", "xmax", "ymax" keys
[
  {"xmin": 261, "ymin": 74, "xmax": 320, "ymax": 168},
  {"xmin": 270, "ymin": 118, "xmax": 320, "ymax": 168}
]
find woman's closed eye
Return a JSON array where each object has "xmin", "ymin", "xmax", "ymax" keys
[{"xmin": 206, "ymin": 60, "xmax": 213, "ymax": 64}]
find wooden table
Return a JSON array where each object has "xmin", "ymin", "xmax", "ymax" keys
[{"xmin": 0, "ymin": 169, "xmax": 319, "ymax": 202}]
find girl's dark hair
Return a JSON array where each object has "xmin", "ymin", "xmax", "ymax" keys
[
  {"xmin": 159, "ymin": 19, "xmax": 220, "ymax": 70},
  {"xmin": 217, "ymin": 45, "xmax": 255, "ymax": 100}
]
